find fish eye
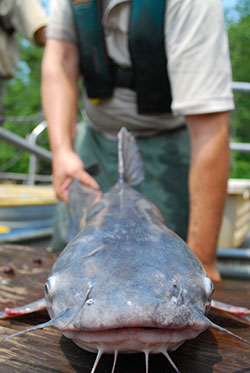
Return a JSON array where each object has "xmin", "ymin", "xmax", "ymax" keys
[
  {"xmin": 204, "ymin": 276, "xmax": 214, "ymax": 298},
  {"xmin": 203, "ymin": 277, "xmax": 214, "ymax": 314},
  {"xmin": 45, "ymin": 280, "xmax": 50, "ymax": 295},
  {"xmin": 44, "ymin": 274, "xmax": 57, "ymax": 295}
]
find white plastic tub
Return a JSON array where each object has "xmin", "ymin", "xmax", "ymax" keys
[{"xmin": 218, "ymin": 179, "xmax": 250, "ymax": 248}]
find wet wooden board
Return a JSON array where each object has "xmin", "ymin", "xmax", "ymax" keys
[{"xmin": 0, "ymin": 244, "xmax": 249, "ymax": 373}]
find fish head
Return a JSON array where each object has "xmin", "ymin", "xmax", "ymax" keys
[{"xmin": 44, "ymin": 229, "xmax": 214, "ymax": 355}]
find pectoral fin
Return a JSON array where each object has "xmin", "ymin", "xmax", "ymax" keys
[
  {"xmin": 0, "ymin": 298, "xmax": 47, "ymax": 319},
  {"xmin": 211, "ymin": 299, "xmax": 250, "ymax": 325}
]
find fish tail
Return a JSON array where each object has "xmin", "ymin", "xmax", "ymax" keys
[{"xmin": 117, "ymin": 127, "xmax": 144, "ymax": 186}]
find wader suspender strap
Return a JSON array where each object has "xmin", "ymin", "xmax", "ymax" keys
[
  {"xmin": 70, "ymin": 0, "xmax": 172, "ymax": 114},
  {"xmin": 129, "ymin": 0, "xmax": 172, "ymax": 114},
  {"xmin": 70, "ymin": 0, "xmax": 114, "ymax": 100}
]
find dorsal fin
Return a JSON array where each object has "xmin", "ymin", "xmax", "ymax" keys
[{"xmin": 117, "ymin": 127, "xmax": 144, "ymax": 186}]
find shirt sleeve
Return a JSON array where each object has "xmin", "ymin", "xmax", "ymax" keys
[
  {"xmin": 12, "ymin": 0, "xmax": 47, "ymax": 42},
  {"xmin": 47, "ymin": 0, "xmax": 77, "ymax": 44},
  {"xmin": 166, "ymin": 0, "xmax": 234, "ymax": 115}
]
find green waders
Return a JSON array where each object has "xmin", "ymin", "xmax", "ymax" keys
[{"xmin": 51, "ymin": 123, "xmax": 190, "ymax": 251}]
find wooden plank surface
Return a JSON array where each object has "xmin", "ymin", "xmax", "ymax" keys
[{"xmin": 0, "ymin": 244, "xmax": 249, "ymax": 373}]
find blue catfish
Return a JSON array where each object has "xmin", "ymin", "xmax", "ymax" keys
[{"xmin": 0, "ymin": 128, "xmax": 249, "ymax": 373}]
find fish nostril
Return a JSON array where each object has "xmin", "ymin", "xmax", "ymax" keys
[
  {"xmin": 86, "ymin": 298, "xmax": 94, "ymax": 305},
  {"xmin": 172, "ymin": 281, "xmax": 180, "ymax": 297},
  {"xmin": 168, "ymin": 281, "xmax": 183, "ymax": 305}
]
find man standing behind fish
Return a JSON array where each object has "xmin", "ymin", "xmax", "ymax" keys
[
  {"xmin": 0, "ymin": 0, "xmax": 47, "ymax": 125},
  {"xmin": 42, "ymin": 0, "xmax": 234, "ymax": 282}
]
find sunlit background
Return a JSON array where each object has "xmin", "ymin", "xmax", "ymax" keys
[{"xmin": 39, "ymin": 0, "xmax": 238, "ymax": 14}]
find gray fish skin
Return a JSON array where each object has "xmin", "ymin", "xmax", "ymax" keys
[
  {"xmin": 0, "ymin": 128, "xmax": 249, "ymax": 371},
  {"xmin": 45, "ymin": 180, "xmax": 212, "ymax": 353}
]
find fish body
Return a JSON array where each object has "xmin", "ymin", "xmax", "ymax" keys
[
  {"xmin": 42, "ymin": 127, "xmax": 215, "ymax": 369},
  {"xmin": 0, "ymin": 128, "xmax": 249, "ymax": 372},
  {"xmin": 46, "ymin": 180, "xmax": 212, "ymax": 355}
]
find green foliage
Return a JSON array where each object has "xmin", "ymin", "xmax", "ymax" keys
[
  {"xmin": 228, "ymin": 0, "xmax": 250, "ymax": 179},
  {"xmin": 231, "ymin": 152, "xmax": 250, "ymax": 179},
  {"xmin": 0, "ymin": 37, "xmax": 50, "ymax": 177},
  {"xmin": 3, "ymin": 38, "xmax": 44, "ymax": 118}
]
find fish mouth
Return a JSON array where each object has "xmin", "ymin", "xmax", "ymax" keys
[{"xmin": 63, "ymin": 326, "xmax": 204, "ymax": 354}]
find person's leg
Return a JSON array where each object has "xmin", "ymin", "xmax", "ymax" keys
[
  {"xmin": 136, "ymin": 127, "xmax": 190, "ymax": 240},
  {"xmin": 76, "ymin": 123, "xmax": 119, "ymax": 191}
]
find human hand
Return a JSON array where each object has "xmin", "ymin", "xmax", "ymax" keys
[{"xmin": 52, "ymin": 149, "xmax": 99, "ymax": 204}]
